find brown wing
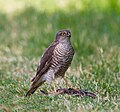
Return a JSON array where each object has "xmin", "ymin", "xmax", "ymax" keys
[
  {"xmin": 26, "ymin": 41, "xmax": 58, "ymax": 96},
  {"xmin": 31, "ymin": 41, "xmax": 59, "ymax": 82}
]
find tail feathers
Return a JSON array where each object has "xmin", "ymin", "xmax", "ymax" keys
[
  {"xmin": 31, "ymin": 76, "xmax": 35, "ymax": 82},
  {"xmin": 26, "ymin": 86, "xmax": 38, "ymax": 96},
  {"xmin": 26, "ymin": 81, "xmax": 44, "ymax": 96}
]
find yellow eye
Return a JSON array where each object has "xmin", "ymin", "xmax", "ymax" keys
[{"xmin": 61, "ymin": 32, "xmax": 66, "ymax": 36}]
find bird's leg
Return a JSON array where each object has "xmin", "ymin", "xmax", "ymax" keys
[
  {"xmin": 64, "ymin": 78, "xmax": 72, "ymax": 88},
  {"xmin": 52, "ymin": 80, "xmax": 56, "ymax": 92},
  {"xmin": 47, "ymin": 80, "xmax": 56, "ymax": 94}
]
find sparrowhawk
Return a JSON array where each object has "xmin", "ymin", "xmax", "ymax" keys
[{"xmin": 26, "ymin": 30, "xmax": 74, "ymax": 96}]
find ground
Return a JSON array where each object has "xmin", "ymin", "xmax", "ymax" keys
[{"xmin": 0, "ymin": 0, "xmax": 120, "ymax": 112}]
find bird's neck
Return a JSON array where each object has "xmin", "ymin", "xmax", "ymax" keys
[{"xmin": 59, "ymin": 38, "xmax": 71, "ymax": 44}]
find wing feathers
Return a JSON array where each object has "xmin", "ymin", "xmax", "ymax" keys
[
  {"xmin": 31, "ymin": 41, "xmax": 58, "ymax": 82},
  {"xmin": 26, "ymin": 41, "xmax": 58, "ymax": 96}
]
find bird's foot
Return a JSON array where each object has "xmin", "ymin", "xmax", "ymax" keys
[{"xmin": 40, "ymin": 88, "xmax": 96, "ymax": 98}]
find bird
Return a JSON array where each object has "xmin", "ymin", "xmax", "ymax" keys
[{"xmin": 26, "ymin": 29, "xmax": 74, "ymax": 96}]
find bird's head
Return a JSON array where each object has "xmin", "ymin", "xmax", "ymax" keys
[{"xmin": 55, "ymin": 30, "xmax": 71, "ymax": 43}]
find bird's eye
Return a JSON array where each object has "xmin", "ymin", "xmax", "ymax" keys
[{"xmin": 61, "ymin": 32, "xmax": 66, "ymax": 36}]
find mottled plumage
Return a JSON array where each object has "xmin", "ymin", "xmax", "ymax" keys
[{"xmin": 26, "ymin": 30, "xmax": 74, "ymax": 96}]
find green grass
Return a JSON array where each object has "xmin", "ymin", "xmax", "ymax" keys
[{"xmin": 0, "ymin": 0, "xmax": 120, "ymax": 111}]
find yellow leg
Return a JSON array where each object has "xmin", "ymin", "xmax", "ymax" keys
[
  {"xmin": 47, "ymin": 80, "xmax": 57, "ymax": 94},
  {"xmin": 52, "ymin": 80, "xmax": 56, "ymax": 92},
  {"xmin": 64, "ymin": 78, "xmax": 72, "ymax": 88}
]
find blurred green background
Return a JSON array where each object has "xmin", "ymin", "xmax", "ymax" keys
[{"xmin": 0, "ymin": 0, "xmax": 120, "ymax": 112}]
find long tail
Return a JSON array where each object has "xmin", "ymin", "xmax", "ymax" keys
[{"xmin": 26, "ymin": 81, "xmax": 44, "ymax": 96}]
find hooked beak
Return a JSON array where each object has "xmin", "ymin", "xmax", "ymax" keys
[{"xmin": 67, "ymin": 33, "xmax": 71, "ymax": 37}]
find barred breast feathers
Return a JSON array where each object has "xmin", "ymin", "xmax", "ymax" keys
[
  {"xmin": 43, "ymin": 42, "xmax": 74, "ymax": 83},
  {"xmin": 51, "ymin": 42, "xmax": 74, "ymax": 69}
]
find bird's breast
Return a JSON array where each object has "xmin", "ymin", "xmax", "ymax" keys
[{"xmin": 51, "ymin": 43, "xmax": 74, "ymax": 72}]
